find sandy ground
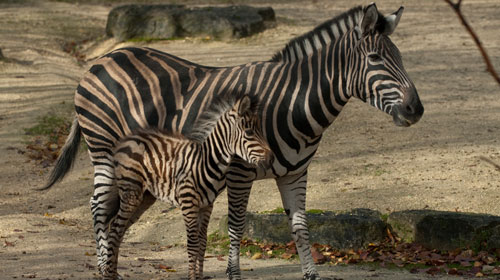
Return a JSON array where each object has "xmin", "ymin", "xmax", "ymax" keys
[{"xmin": 0, "ymin": 0, "xmax": 499, "ymax": 279}]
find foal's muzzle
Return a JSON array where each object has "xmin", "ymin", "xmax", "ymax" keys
[{"xmin": 258, "ymin": 152, "xmax": 275, "ymax": 170}]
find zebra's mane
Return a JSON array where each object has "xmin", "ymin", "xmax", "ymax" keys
[
  {"xmin": 185, "ymin": 93, "xmax": 259, "ymax": 143},
  {"xmin": 271, "ymin": 6, "xmax": 364, "ymax": 62}
]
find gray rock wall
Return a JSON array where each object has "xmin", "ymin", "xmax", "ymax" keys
[
  {"xmin": 106, "ymin": 5, "xmax": 276, "ymax": 41},
  {"xmin": 219, "ymin": 209, "xmax": 500, "ymax": 251},
  {"xmin": 219, "ymin": 209, "xmax": 387, "ymax": 249}
]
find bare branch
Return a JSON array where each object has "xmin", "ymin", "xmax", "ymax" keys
[{"xmin": 443, "ymin": 0, "xmax": 500, "ymax": 86}]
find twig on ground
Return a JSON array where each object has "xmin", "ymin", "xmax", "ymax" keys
[
  {"xmin": 443, "ymin": 0, "xmax": 500, "ymax": 86},
  {"xmin": 479, "ymin": 156, "xmax": 500, "ymax": 172}
]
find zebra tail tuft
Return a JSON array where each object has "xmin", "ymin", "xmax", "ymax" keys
[{"xmin": 38, "ymin": 118, "xmax": 81, "ymax": 191}]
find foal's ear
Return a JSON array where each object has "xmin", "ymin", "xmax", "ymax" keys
[
  {"xmin": 361, "ymin": 3, "xmax": 379, "ymax": 35},
  {"xmin": 382, "ymin": 6, "xmax": 404, "ymax": 35},
  {"xmin": 237, "ymin": 95, "xmax": 252, "ymax": 115}
]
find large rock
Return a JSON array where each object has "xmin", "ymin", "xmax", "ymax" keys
[
  {"xmin": 219, "ymin": 209, "xmax": 387, "ymax": 249},
  {"xmin": 387, "ymin": 210, "xmax": 500, "ymax": 251},
  {"xmin": 106, "ymin": 4, "xmax": 275, "ymax": 41}
]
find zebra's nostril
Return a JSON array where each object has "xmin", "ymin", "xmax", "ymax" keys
[{"xmin": 406, "ymin": 105, "xmax": 414, "ymax": 114}]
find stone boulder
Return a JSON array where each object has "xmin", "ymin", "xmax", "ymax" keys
[
  {"xmin": 106, "ymin": 4, "xmax": 276, "ymax": 41},
  {"xmin": 387, "ymin": 210, "xmax": 500, "ymax": 251},
  {"xmin": 219, "ymin": 209, "xmax": 387, "ymax": 249}
]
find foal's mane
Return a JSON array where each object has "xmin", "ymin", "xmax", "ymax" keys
[{"xmin": 185, "ymin": 93, "xmax": 260, "ymax": 143}]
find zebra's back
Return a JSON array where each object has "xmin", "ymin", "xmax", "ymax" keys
[{"xmin": 76, "ymin": 47, "xmax": 252, "ymax": 153}]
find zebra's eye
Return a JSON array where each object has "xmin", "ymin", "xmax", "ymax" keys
[
  {"xmin": 368, "ymin": 53, "xmax": 383, "ymax": 63},
  {"xmin": 245, "ymin": 129, "xmax": 255, "ymax": 136}
]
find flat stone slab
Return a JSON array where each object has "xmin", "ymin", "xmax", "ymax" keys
[
  {"xmin": 106, "ymin": 4, "xmax": 276, "ymax": 41},
  {"xmin": 219, "ymin": 208, "xmax": 387, "ymax": 249},
  {"xmin": 387, "ymin": 210, "xmax": 500, "ymax": 251}
]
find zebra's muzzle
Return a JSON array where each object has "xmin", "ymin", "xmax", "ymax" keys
[
  {"xmin": 391, "ymin": 90, "xmax": 424, "ymax": 127},
  {"xmin": 258, "ymin": 152, "xmax": 275, "ymax": 170}
]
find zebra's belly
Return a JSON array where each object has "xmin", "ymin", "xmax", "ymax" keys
[
  {"xmin": 232, "ymin": 152, "xmax": 315, "ymax": 183},
  {"xmin": 146, "ymin": 182, "xmax": 179, "ymax": 207}
]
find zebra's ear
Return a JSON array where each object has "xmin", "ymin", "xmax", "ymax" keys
[
  {"xmin": 237, "ymin": 95, "xmax": 252, "ymax": 115},
  {"xmin": 382, "ymin": 6, "xmax": 404, "ymax": 35},
  {"xmin": 361, "ymin": 3, "xmax": 379, "ymax": 35}
]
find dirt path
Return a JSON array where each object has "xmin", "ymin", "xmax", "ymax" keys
[{"xmin": 0, "ymin": 0, "xmax": 499, "ymax": 279}]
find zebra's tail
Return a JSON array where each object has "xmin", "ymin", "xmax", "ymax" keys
[{"xmin": 38, "ymin": 117, "xmax": 81, "ymax": 190}]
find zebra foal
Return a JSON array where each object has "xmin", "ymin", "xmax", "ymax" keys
[{"xmin": 103, "ymin": 95, "xmax": 273, "ymax": 279}]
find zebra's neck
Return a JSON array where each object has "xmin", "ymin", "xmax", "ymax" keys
[{"xmin": 259, "ymin": 8, "xmax": 364, "ymax": 141}]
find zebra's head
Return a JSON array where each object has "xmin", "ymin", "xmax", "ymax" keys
[
  {"xmin": 230, "ymin": 95, "xmax": 274, "ymax": 170},
  {"xmin": 351, "ymin": 3, "xmax": 424, "ymax": 127}
]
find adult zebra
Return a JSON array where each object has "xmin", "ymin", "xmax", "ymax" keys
[{"xmin": 43, "ymin": 3, "xmax": 423, "ymax": 280}]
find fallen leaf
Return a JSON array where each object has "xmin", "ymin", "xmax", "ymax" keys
[
  {"xmin": 154, "ymin": 264, "xmax": 174, "ymax": 271},
  {"xmin": 241, "ymin": 268, "xmax": 254, "ymax": 271},
  {"xmin": 425, "ymin": 267, "xmax": 442, "ymax": 275},
  {"xmin": 460, "ymin": 261, "xmax": 471, "ymax": 267},
  {"xmin": 311, "ymin": 248, "xmax": 326, "ymax": 264},
  {"xmin": 251, "ymin": 252, "xmax": 262, "ymax": 260},
  {"xmin": 482, "ymin": 265, "xmax": 494, "ymax": 272},
  {"xmin": 281, "ymin": 253, "xmax": 293, "ymax": 260}
]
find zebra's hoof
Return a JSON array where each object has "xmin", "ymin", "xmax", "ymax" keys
[
  {"xmin": 101, "ymin": 275, "xmax": 122, "ymax": 280},
  {"xmin": 100, "ymin": 268, "xmax": 122, "ymax": 280},
  {"xmin": 303, "ymin": 273, "xmax": 321, "ymax": 280},
  {"xmin": 225, "ymin": 267, "xmax": 242, "ymax": 280}
]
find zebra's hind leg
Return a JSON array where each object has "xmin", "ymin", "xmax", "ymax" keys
[
  {"xmin": 225, "ymin": 172, "xmax": 255, "ymax": 280},
  {"xmin": 89, "ymin": 162, "xmax": 120, "ymax": 276},
  {"xmin": 196, "ymin": 204, "xmax": 214, "ymax": 279},
  {"xmin": 124, "ymin": 191, "xmax": 156, "ymax": 231},
  {"xmin": 104, "ymin": 181, "xmax": 144, "ymax": 279},
  {"xmin": 276, "ymin": 172, "xmax": 320, "ymax": 280}
]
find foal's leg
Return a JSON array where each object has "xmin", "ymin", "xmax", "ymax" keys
[
  {"xmin": 225, "ymin": 171, "xmax": 255, "ymax": 280},
  {"xmin": 104, "ymin": 182, "xmax": 144, "ymax": 279},
  {"xmin": 196, "ymin": 204, "xmax": 214, "ymax": 279}
]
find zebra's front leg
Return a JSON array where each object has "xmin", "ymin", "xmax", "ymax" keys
[
  {"xmin": 277, "ymin": 171, "xmax": 320, "ymax": 280},
  {"xmin": 225, "ymin": 173, "xmax": 254, "ymax": 280},
  {"xmin": 196, "ymin": 204, "xmax": 214, "ymax": 279}
]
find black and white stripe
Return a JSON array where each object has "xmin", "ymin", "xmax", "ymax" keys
[{"xmin": 43, "ymin": 4, "xmax": 423, "ymax": 280}]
